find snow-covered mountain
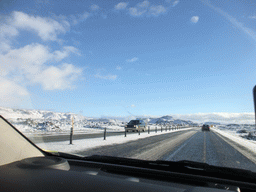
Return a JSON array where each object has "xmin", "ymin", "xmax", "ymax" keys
[
  {"xmin": 148, "ymin": 115, "xmax": 173, "ymax": 124},
  {"xmin": 0, "ymin": 107, "xmax": 197, "ymax": 134},
  {"xmin": 0, "ymin": 107, "xmax": 83, "ymax": 121},
  {"xmin": 2, "ymin": 107, "xmax": 256, "ymax": 143},
  {"xmin": 146, "ymin": 115, "xmax": 194, "ymax": 125}
]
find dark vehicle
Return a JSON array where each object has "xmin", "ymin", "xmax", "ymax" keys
[
  {"xmin": 202, "ymin": 124, "xmax": 210, "ymax": 131},
  {"xmin": 125, "ymin": 120, "xmax": 147, "ymax": 132}
]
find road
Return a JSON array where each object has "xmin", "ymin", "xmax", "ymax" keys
[{"xmin": 77, "ymin": 127, "xmax": 256, "ymax": 172}]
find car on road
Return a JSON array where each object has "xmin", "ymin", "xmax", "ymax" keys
[
  {"xmin": 202, "ymin": 124, "xmax": 210, "ymax": 131},
  {"xmin": 125, "ymin": 120, "xmax": 147, "ymax": 132}
]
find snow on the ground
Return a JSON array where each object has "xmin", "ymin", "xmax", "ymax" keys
[
  {"xmin": 0, "ymin": 107, "xmax": 196, "ymax": 135},
  {"xmin": 216, "ymin": 124, "xmax": 256, "ymax": 141},
  {"xmin": 212, "ymin": 127, "xmax": 256, "ymax": 154},
  {"xmin": 37, "ymin": 128, "xmax": 193, "ymax": 155}
]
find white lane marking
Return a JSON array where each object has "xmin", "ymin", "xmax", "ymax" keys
[{"xmin": 164, "ymin": 132, "xmax": 198, "ymax": 161}]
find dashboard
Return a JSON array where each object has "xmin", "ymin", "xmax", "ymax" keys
[{"xmin": 0, "ymin": 155, "xmax": 245, "ymax": 192}]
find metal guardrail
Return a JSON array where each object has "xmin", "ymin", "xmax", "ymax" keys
[{"xmin": 99, "ymin": 125, "xmax": 196, "ymax": 141}]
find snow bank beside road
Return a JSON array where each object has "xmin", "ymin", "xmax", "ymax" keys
[
  {"xmin": 37, "ymin": 128, "xmax": 194, "ymax": 155},
  {"xmin": 212, "ymin": 128, "xmax": 256, "ymax": 154}
]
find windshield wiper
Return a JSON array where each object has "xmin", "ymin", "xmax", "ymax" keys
[
  {"xmin": 45, "ymin": 150, "xmax": 85, "ymax": 160},
  {"xmin": 80, "ymin": 155, "xmax": 256, "ymax": 179},
  {"xmin": 156, "ymin": 159, "xmax": 253, "ymax": 175},
  {"xmin": 47, "ymin": 153, "xmax": 256, "ymax": 181}
]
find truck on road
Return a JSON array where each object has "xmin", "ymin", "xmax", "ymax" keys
[{"xmin": 125, "ymin": 120, "xmax": 147, "ymax": 132}]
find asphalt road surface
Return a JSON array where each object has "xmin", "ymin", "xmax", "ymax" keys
[{"xmin": 77, "ymin": 128, "xmax": 256, "ymax": 172}]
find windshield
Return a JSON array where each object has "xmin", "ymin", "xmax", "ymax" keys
[
  {"xmin": 1, "ymin": 0, "xmax": 256, "ymax": 174},
  {"xmin": 128, "ymin": 120, "xmax": 140, "ymax": 125}
]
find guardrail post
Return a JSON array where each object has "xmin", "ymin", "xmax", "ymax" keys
[
  {"xmin": 253, "ymin": 86, "xmax": 256, "ymax": 129},
  {"xmin": 138, "ymin": 128, "xmax": 140, "ymax": 135},
  {"xmin": 155, "ymin": 126, "xmax": 157, "ymax": 133},
  {"xmin": 69, "ymin": 117, "xmax": 74, "ymax": 145},
  {"xmin": 103, "ymin": 128, "xmax": 106, "ymax": 140},
  {"xmin": 148, "ymin": 126, "xmax": 150, "ymax": 134},
  {"xmin": 69, "ymin": 127, "xmax": 73, "ymax": 144},
  {"xmin": 124, "ymin": 130, "xmax": 126, "ymax": 137},
  {"xmin": 166, "ymin": 125, "xmax": 167, "ymax": 132}
]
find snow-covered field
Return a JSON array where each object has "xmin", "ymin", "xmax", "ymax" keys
[
  {"xmin": 0, "ymin": 107, "xmax": 129, "ymax": 134},
  {"xmin": 211, "ymin": 127, "xmax": 256, "ymax": 157},
  {"xmin": 37, "ymin": 128, "xmax": 194, "ymax": 155},
  {"xmin": 2, "ymin": 106, "xmax": 256, "ymax": 156},
  {"xmin": 215, "ymin": 124, "xmax": 256, "ymax": 141},
  {"xmin": 37, "ymin": 126, "xmax": 256, "ymax": 156},
  {"xmin": 0, "ymin": 107, "xmax": 193, "ymax": 135}
]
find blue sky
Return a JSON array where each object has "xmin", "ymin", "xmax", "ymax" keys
[{"xmin": 1, "ymin": 0, "xmax": 256, "ymax": 117}]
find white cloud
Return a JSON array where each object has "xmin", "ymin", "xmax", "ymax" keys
[
  {"xmin": 190, "ymin": 16, "xmax": 199, "ymax": 23},
  {"xmin": 131, "ymin": 104, "xmax": 136, "ymax": 108},
  {"xmin": 53, "ymin": 46, "xmax": 80, "ymax": 61},
  {"xmin": 0, "ymin": 24, "xmax": 19, "ymax": 39},
  {"xmin": 172, "ymin": 0, "xmax": 180, "ymax": 7},
  {"xmin": 115, "ymin": 2, "xmax": 128, "ymax": 10},
  {"xmin": 129, "ymin": 7, "xmax": 147, "ymax": 16},
  {"xmin": 137, "ymin": 1, "xmax": 150, "ymax": 8},
  {"xmin": 0, "ymin": 44, "xmax": 79, "ymax": 76},
  {"xmin": 95, "ymin": 74, "xmax": 117, "ymax": 80},
  {"xmin": 116, "ymin": 66, "xmax": 122, "ymax": 70},
  {"xmin": 248, "ymin": 16, "xmax": 256, "ymax": 19},
  {"xmin": 0, "ymin": 11, "xmax": 83, "ymax": 109},
  {"xmin": 0, "ymin": 44, "xmax": 51, "ymax": 76},
  {"xmin": 79, "ymin": 12, "xmax": 90, "ymax": 21},
  {"xmin": 172, "ymin": 112, "xmax": 255, "ymax": 124},
  {"xmin": 0, "ymin": 43, "xmax": 82, "ymax": 90},
  {"xmin": 165, "ymin": 0, "xmax": 179, "ymax": 7},
  {"xmin": 32, "ymin": 64, "xmax": 82, "ymax": 90},
  {"xmin": 91, "ymin": 4, "xmax": 100, "ymax": 11},
  {"xmin": 0, "ymin": 24, "xmax": 19, "ymax": 53},
  {"xmin": 149, "ymin": 5, "xmax": 167, "ymax": 16},
  {"xmin": 128, "ymin": 1, "xmax": 167, "ymax": 17},
  {"xmin": 71, "ymin": 12, "xmax": 90, "ymax": 25},
  {"xmin": 201, "ymin": 0, "xmax": 256, "ymax": 42},
  {"xmin": 126, "ymin": 57, "xmax": 138, "ymax": 62},
  {"xmin": 0, "ymin": 77, "xmax": 32, "ymax": 108},
  {"xmin": 11, "ymin": 11, "xmax": 69, "ymax": 41}
]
